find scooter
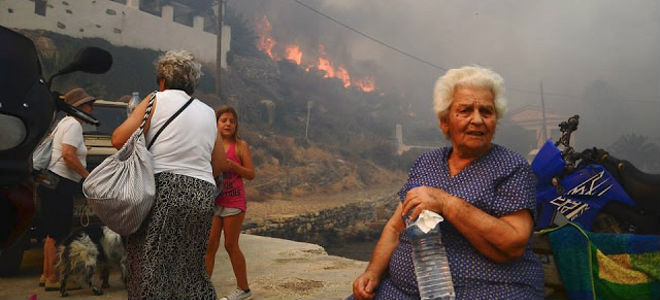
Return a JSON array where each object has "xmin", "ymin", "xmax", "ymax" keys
[
  {"xmin": 0, "ymin": 25, "xmax": 112, "ymax": 275},
  {"xmin": 531, "ymin": 115, "xmax": 660, "ymax": 234}
]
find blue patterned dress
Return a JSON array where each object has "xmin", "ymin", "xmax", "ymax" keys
[{"xmin": 349, "ymin": 144, "xmax": 544, "ymax": 300}]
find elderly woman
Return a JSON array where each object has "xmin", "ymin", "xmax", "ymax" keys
[
  {"xmin": 112, "ymin": 50, "xmax": 229, "ymax": 299},
  {"xmin": 350, "ymin": 66, "xmax": 543, "ymax": 300}
]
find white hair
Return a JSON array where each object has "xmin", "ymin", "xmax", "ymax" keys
[
  {"xmin": 432, "ymin": 65, "xmax": 507, "ymax": 121},
  {"xmin": 156, "ymin": 49, "xmax": 201, "ymax": 95}
]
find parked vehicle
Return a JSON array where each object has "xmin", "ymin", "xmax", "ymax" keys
[
  {"xmin": 0, "ymin": 25, "xmax": 111, "ymax": 275},
  {"xmin": 532, "ymin": 115, "xmax": 659, "ymax": 234},
  {"xmin": 531, "ymin": 115, "xmax": 660, "ymax": 298}
]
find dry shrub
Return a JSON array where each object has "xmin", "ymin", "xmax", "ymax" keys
[
  {"xmin": 289, "ymin": 186, "xmax": 309, "ymax": 197},
  {"xmin": 245, "ymin": 186, "xmax": 265, "ymax": 202},
  {"xmin": 329, "ymin": 171, "xmax": 365, "ymax": 193},
  {"xmin": 300, "ymin": 146, "xmax": 333, "ymax": 162}
]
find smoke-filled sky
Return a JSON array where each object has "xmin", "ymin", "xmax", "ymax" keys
[{"xmin": 231, "ymin": 0, "xmax": 660, "ymax": 148}]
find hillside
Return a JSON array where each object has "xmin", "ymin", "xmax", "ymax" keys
[{"xmin": 21, "ymin": 29, "xmax": 413, "ymax": 199}]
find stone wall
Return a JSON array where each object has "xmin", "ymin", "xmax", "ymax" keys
[
  {"xmin": 245, "ymin": 192, "xmax": 399, "ymax": 246},
  {"xmin": 0, "ymin": 0, "xmax": 230, "ymax": 66}
]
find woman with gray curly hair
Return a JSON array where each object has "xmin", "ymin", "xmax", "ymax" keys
[
  {"xmin": 112, "ymin": 49, "xmax": 229, "ymax": 299},
  {"xmin": 350, "ymin": 66, "xmax": 543, "ymax": 300}
]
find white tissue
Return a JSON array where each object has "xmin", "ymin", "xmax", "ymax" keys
[{"xmin": 412, "ymin": 210, "xmax": 444, "ymax": 233}]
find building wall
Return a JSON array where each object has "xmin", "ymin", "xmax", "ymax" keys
[
  {"xmin": 510, "ymin": 108, "xmax": 568, "ymax": 149},
  {"xmin": 0, "ymin": 0, "xmax": 230, "ymax": 67}
]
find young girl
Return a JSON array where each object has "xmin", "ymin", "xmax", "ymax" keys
[{"xmin": 205, "ymin": 106, "xmax": 255, "ymax": 300}]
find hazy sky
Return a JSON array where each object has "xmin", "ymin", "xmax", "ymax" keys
[{"xmin": 232, "ymin": 0, "xmax": 659, "ymax": 146}]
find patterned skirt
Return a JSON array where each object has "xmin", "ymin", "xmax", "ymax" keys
[{"xmin": 125, "ymin": 172, "xmax": 218, "ymax": 300}]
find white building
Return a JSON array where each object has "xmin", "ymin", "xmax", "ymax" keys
[
  {"xmin": 509, "ymin": 105, "xmax": 568, "ymax": 149},
  {"xmin": 0, "ymin": 0, "xmax": 230, "ymax": 67}
]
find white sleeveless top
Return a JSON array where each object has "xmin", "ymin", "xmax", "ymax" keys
[{"xmin": 146, "ymin": 89, "xmax": 217, "ymax": 184}]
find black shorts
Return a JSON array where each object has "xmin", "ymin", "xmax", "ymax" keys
[{"xmin": 37, "ymin": 174, "xmax": 79, "ymax": 241}]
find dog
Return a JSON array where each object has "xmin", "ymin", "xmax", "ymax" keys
[{"xmin": 57, "ymin": 225, "xmax": 126, "ymax": 297}]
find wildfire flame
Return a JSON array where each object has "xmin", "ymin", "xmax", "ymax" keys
[
  {"xmin": 255, "ymin": 16, "xmax": 375, "ymax": 93},
  {"xmin": 317, "ymin": 57, "xmax": 335, "ymax": 78},
  {"xmin": 316, "ymin": 44, "xmax": 334, "ymax": 78},
  {"xmin": 354, "ymin": 76, "xmax": 375, "ymax": 93},
  {"xmin": 336, "ymin": 66, "xmax": 351, "ymax": 88},
  {"xmin": 255, "ymin": 16, "xmax": 276, "ymax": 59},
  {"xmin": 284, "ymin": 45, "xmax": 303, "ymax": 65}
]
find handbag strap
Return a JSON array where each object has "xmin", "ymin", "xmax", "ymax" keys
[
  {"xmin": 138, "ymin": 92, "xmax": 158, "ymax": 131},
  {"xmin": 147, "ymin": 96, "xmax": 195, "ymax": 150}
]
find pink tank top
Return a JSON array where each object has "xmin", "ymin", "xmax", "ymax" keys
[{"xmin": 215, "ymin": 141, "xmax": 246, "ymax": 210}]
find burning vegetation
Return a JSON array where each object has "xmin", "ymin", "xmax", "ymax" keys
[{"xmin": 255, "ymin": 15, "xmax": 376, "ymax": 93}]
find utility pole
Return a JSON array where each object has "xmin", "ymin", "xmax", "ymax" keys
[
  {"xmin": 540, "ymin": 81, "xmax": 548, "ymax": 143},
  {"xmin": 215, "ymin": 0, "xmax": 224, "ymax": 98},
  {"xmin": 305, "ymin": 101, "xmax": 312, "ymax": 140}
]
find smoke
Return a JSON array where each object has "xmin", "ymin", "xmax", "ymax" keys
[{"xmin": 229, "ymin": 0, "xmax": 660, "ymax": 146}]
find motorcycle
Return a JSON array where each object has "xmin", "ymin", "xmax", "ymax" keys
[
  {"xmin": 531, "ymin": 115, "xmax": 660, "ymax": 299},
  {"xmin": 0, "ymin": 25, "xmax": 111, "ymax": 275},
  {"xmin": 531, "ymin": 115, "xmax": 659, "ymax": 234}
]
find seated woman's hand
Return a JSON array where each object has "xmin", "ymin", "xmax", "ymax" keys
[
  {"xmin": 352, "ymin": 270, "xmax": 380, "ymax": 300},
  {"xmin": 402, "ymin": 186, "xmax": 452, "ymax": 221}
]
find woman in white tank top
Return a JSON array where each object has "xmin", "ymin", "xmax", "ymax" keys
[
  {"xmin": 111, "ymin": 50, "xmax": 230, "ymax": 300},
  {"xmin": 39, "ymin": 87, "xmax": 96, "ymax": 290}
]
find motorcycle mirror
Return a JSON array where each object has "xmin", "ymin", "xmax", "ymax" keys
[
  {"xmin": 47, "ymin": 47, "xmax": 113, "ymax": 86},
  {"xmin": 70, "ymin": 47, "xmax": 113, "ymax": 74}
]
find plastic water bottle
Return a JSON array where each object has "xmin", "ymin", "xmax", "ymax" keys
[
  {"xmin": 405, "ymin": 210, "xmax": 455, "ymax": 300},
  {"xmin": 127, "ymin": 91, "xmax": 140, "ymax": 116}
]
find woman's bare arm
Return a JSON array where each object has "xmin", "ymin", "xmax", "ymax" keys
[
  {"xmin": 111, "ymin": 94, "xmax": 156, "ymax": 149},
  {"xmin": 61, "ymin": 143, "xmax": 89, "ymax": 178},
  {"xmin": 353, "ymin": 203, "xmax": 405, "ymax": 299},
  {"xmin": 403, "ymin": 187, "xmax": 533, "ymax": 263}
]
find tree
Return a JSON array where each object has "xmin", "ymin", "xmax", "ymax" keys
[
  {"xmin": 224, "ymin": 8, "xmax": 260, "ymax": 58},
  {"xmin": 609, "ymin": 134, "xmax": 660, "ymax": 172},
  {"xmin": 578, "ymin": 80, "xmax": 630, "ymax": 149}
]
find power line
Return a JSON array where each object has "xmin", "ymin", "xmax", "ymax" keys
[
  {"xmin": 293, "ymin": 0, "xmax": 660, "ymax": 105},
  {"xmin": 293, "ymin": 0, "xmax": 447, "ymax": 71},
  {"xmin": 508, "ymin": 87, "xmax": 660, "ymax": 104},
  {"xmin": 508, "ymin": 86, "xmax": 658, "ymax": 103}
]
